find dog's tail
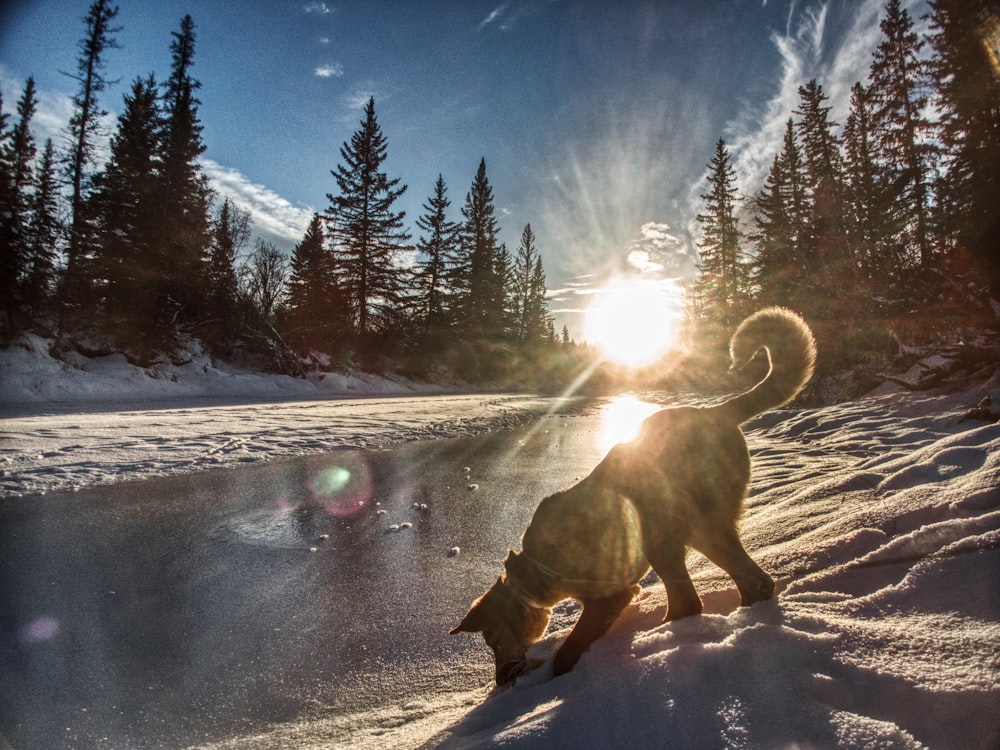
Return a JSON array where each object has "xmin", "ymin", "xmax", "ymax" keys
[{"xmin": 720, "ymin": 307, "xmax": 817, "ymax": 425}]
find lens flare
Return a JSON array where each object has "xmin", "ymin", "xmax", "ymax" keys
[{"xmin": 306, "ymin": 454, "xmax": 373, "ymax": 517}]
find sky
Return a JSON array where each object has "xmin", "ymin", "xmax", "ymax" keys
[{"xmin": 0, "ymin": 0, "xmax": 928, "ymax": 338}]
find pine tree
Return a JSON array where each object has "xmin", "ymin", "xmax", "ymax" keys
[
  {"xmin": 89, "ymin": 74, "xmax": 162, "ymax": 341},
  {"xmin": 413, "ymin": 175, "xmax": 459, "ymax": 335},
  {"xmin": 325, "ymin": 97, "xmax": 410, "ymax": 338},
  {"xmin": 22, "ymin": 139, "xmax": 62, "ymax": 315},
  {"xmin": 205, "ymin": 197, "xmax": 249, "ymax": 347},
  {"xmin": 511, "ymin": 223, "xmax": 550, "ymax": 343},
  {"xmin": 843, "ymin": 80, "xmax": 899, "ymax": 286},
  {"xmin": 62, "ymin": 0, "xmax": 120, "ymax": 308},
  {"xmin": 694, "ymin": 138, "xmax": 746, "ymax": 326},
  {"xmin": 751, "ymin": 119, "xmax": 808, "ymax": 307},
  {"xmin": 927, "ymin": 0, "xmax": 1000, "ymax": 290},
  {"xmin": 457, "ymin": 158, "xmax": 505, "ymax": 338},
  {"xmin": 868, "ymin": 0, "xmax": 936, "ymax": 269},
  {"xmin": 285, "ymin": 213, "xmax": 347, "ymax": 351},
  {"xmin": 0, "ymin": 77, "xmax": 38, "ymax": 324},
  {"xmin": 795, "ymin": 79, "xmax": 854, "ymax": 312},
  {"xmin": 159, "ymin": 14, "xmax": 213, "ymax": 328}
]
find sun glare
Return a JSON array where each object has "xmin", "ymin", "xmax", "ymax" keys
[
  {"xmin": 583, "ymin": 280, "xmax": 684, "ymax": 368},
  {"xmin": 597, "ymin": 395, "xmax": 660, "ymax": 453}
]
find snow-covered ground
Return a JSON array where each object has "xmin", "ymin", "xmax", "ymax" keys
[
  {"xmin": 2, "ymin": 337, "xmax": 999, "ymax": 749},
  {"xmin": 0, "ymin": 334, "xmax": 570, "ymax": 497},
  {"xmin": 194, "ymin": 385, "xmax": 998, "ymax": 750}
]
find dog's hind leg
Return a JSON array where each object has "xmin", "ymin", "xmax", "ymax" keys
[
  {"xmin": 695, "ymin": 528, "xmax": 774, "ymax": 607},
  {"xmin": 644, "ymin": 539, "xmax": 703, "ymax": 622},
  {"xmin": 552, "ymin": 588, "xmax": 635, "ymax": 677}
]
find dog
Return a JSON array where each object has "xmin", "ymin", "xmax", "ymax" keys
[{"xmin": 451, "ymin": 307, "xmax": 817, "ymax": 685}]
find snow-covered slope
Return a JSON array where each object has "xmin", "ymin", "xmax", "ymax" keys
[
  {"xmin": 0, "ymin": 333, "xmax": 449, "ymax": 408},
  {"xmin": 195, "ymin": 386, "xmax": 999, "ymax": 750}
]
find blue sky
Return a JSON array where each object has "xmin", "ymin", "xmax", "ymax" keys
[{"xmin": 0, "ymin": 0, "xmax": 926, "ymax": 336}]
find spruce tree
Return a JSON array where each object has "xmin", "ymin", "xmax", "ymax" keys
[
  {"xmin": 843, "ymin": 81, "xmax": 897, "ymax": 285},
  {"xmin": 89, "ymin": 74, "xmax": 162, "ymax": 343},
  {"xmin": 0, "ymin": 77, "xmax": 38, "ymax": 325},
  {"xmin": 62, "ymin": 0, "xmax": 120, "ymax": 308},
  {"xmin": 159, "ymin": 14, "xmax": 213, "ymax": 330},
  {"xmin": 868, "ymin": 0, "xmax": 935, "ymax": 269},
  {"xmin": 927, "ymin": 0, "xmax": 1000, "ymax": 290},
  {"xmin": 511, "ymin": 223, "xmax": 548, "ymax": 343},
  {"xmin": 795, "ymin": 80, "xmax": 854, "ymax": 312},
  {"xmin": 413, "ymin": 175, "xmax": 459, "ymax": 335},
  {"xmin": 22, "ymin": 139, "xmax": 62, "ymax": 316},
  {"xmin": 285, "ymin": 213, "xmax": 347, "ymax": 351},
  {"xmin": 694, "ymin": 139, "xmax": 745, "ymax": 326},
  {"xmin": 457, "ymin": 158, "xmax": 505, "ymax": 338},
  {"xmin": 205, "ymin": 198, "xmax": 249, "ymax": 348},
  {"xmin": 751, "ymin": 119, "xmax": 808, "ymax": 308},
  {"xmin": 325, "ymin": 97, "xmax": 410, "ymax": 338}
]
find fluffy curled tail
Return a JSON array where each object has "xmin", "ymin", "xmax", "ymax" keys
[{"xmin": 721, "ymin": 307, "xmax": 817, "ymax": 425}]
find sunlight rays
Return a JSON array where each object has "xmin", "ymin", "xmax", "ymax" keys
[{"xmin": 583, "ymin": 279, "xmax": 685, "ymax": 368}]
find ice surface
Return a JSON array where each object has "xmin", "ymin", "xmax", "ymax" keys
[{"xmin": 2, "ymin": 340, "xmax": 999, "ymax": 749}]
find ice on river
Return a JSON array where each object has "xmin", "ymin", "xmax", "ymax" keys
[{"xmin": 2, "ymin": 336, "xmax": 999, "ymax": 749}]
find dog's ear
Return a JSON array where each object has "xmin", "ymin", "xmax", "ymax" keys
[
  {"xmin": 450, "ymin": 578, "xmax": 502, "ymax": 635},
  {"xmin": 450, "ymin": 601, "xmax": 485, "ymax": 635}
]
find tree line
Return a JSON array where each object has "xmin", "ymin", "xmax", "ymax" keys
[
  {"xmin": 0, "ymin": 0, "xmax": 562, "ymax": 382},
  {"xmin": 691, "ymin": 0, "xmax": 999, "ymax": 370}
]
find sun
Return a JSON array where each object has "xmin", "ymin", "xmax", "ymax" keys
[{"xmin": 583, "ymin": 280, "xmax": 684, "ymax": 368}]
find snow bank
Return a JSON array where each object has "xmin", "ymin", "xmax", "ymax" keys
[
  {"xmin": 196, "ymin": 385, "xmax": 999, "ymax": 750},
  {"xmin": 0, "ymin": 333, "xmax": 448, "ymax": 408}
]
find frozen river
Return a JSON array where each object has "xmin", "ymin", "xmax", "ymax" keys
[{"xmin": 1, "ymin": 401, "xmax": 617, "ymax": 749}]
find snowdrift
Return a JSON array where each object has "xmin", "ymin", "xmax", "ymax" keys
[{"xmin": 0, "ymin": 333, "xmax": 447, "ymax": 408}]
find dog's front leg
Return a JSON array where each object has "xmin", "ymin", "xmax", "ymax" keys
[{"xmin": 552, "ymin": 589, "xmax": 635, "ymax": 677}]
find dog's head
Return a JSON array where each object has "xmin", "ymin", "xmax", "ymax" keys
[{"xmin": 451, "ymin": 561, "xmax": 551, "ymax": 685}]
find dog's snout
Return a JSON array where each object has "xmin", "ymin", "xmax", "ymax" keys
[{"xmin": 496, "ymin": 659, "xmax": 524, "ymax": 685}]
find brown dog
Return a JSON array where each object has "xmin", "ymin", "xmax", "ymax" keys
[{"xmin": 451, "ymin": 307, "xmax": 817, "ymax": 684}]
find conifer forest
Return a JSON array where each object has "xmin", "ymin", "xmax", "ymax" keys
[{"xmin": 0, "ymin": 0, "xmax": 997, "ymax": 394}]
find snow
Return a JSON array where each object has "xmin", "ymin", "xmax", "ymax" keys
[
  {"xmin": 0, "ymin": 335, "xmax": 563, "ymax": 497},
  {"xmin": 2, "ymin": 337, "xmax": 999, "ymax": 749},
  {"xmin": 197, "ymin": 384, "xmax": 996, "ymax": 749}
]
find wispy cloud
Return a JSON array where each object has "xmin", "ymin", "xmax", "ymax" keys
[
  {"xmin": 723, "ymin": 2, "xmax": 829, "ymax": 202},
  {"xmin": 201, "ymin": 159, "xmax": 314, "ymax": 250},
  {"xmin": 343, "ymin": 87, "xmax": 378, "ymax": 112},
  {"xmin": 314, "ymin": 63, "xmax": 344, "ymax": 78},
  {"xmin": 304, "ymin": 2, "xmax": 331, "ymax": 15},
  {"xmin": 0, "ymin": 65, "xmax": 112, "ymax": 162},
  {"xmin": 720, "ymin": 0, "xmax": 924, "ymax": 207},
  {"xmin": 478, "ymin": 4, "xmax": 508, "ymax": 32}
]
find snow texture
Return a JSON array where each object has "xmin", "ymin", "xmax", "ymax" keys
[
  {"xmin": 0, "ymin": 335, "xmax": 560, "ymax": 497},
  {"xmin": 2, "ymin": 340, "xmax": 999, "ymax": 749}
]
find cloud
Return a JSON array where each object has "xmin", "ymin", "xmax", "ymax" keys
[
  {"xmin": 304, "ymin": 2, "xmax": 331, "ymax": 14},
  {"xmin": 314, "ymin": 63, "xmax": 344, "ymax": 78},
  {"xmin": 478, "ymin": 4, "xmax": 508, "ymax": 32},
  {"xmin": 718, "ymin": 0, "xmax": 924, "ymax": 208},
  {"xmin": 0, "ymin": 65, "xmax": 113, "ymax": 164},
  {"xmin": 201, "ymin": 159, "xmax": 314, "ymax": 250}
]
